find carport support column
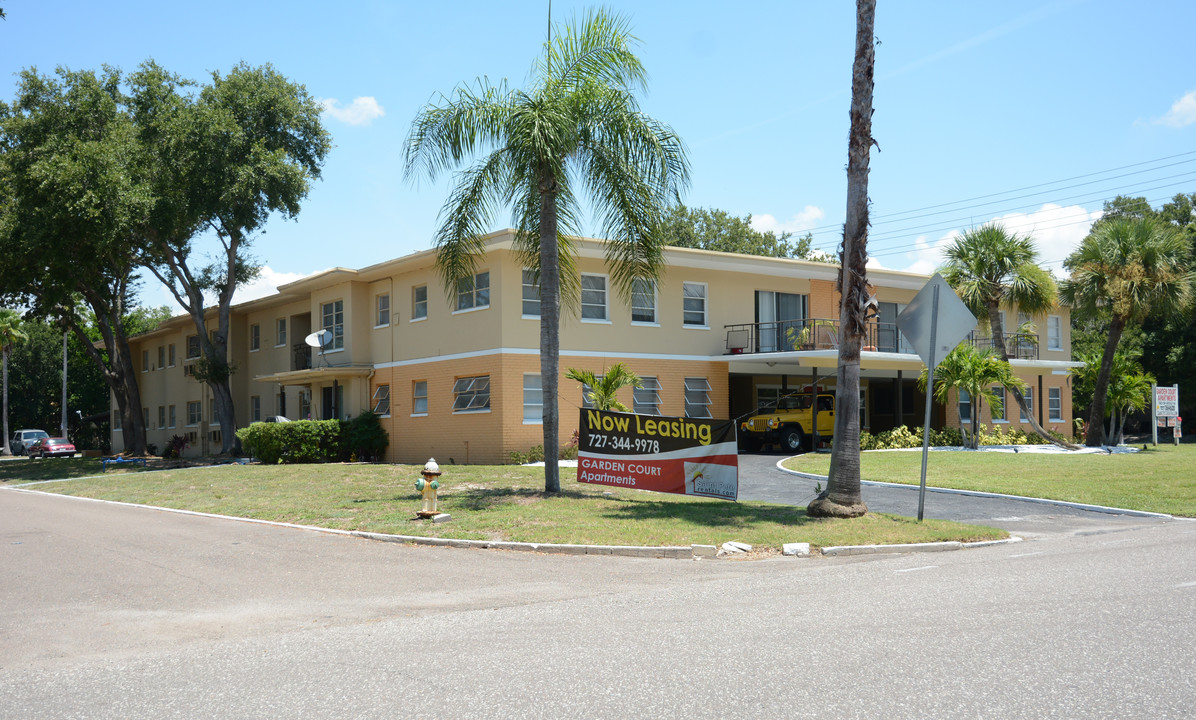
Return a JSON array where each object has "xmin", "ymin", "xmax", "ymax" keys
[{"xmin": 896, "ymin": 370, "xmax": 903, "ymax": 429}]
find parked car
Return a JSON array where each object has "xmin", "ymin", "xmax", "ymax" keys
[
  {"xmin": 28, "ymin": 437, "xmax": 77, "ymax": 459},
  {"xmin": 262, "ymin": 416, "xmax": 291, "ymax": 423},
  {"xmin": 10, "ymin": 429, "xmax": 49, "ymax": 456}
]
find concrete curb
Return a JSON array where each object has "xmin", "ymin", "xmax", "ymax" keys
[
  {"xmin": 821, "ymin": 536, "xmax": 1023, "ymax": 557},
  {"xmin": 776, "ymin": 459, "xmax": 1175, "ymax": 520}
]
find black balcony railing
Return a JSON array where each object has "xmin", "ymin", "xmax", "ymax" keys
[
  {"xmin": 965, "ymin": 333, "xmax": 1039, "ymax": 360},
  {"xmin": 725, "ymin": 320, "xmax": 1040, "ymax": 360},
  {"xmin": 292, "ymin": 343, "xmax": 312, "ymax": 371}
]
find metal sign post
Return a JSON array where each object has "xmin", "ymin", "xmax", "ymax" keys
[{"xmin": 916, "ymin": 284, "xmax": 939, "ymax": 522}]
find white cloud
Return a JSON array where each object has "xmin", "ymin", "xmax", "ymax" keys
[
  {"xmin": 750, "ymin": 206, "xmax": 826, "ymax": 235},
  {"xmin": 321, "ymin": 96, "xmax": 385, "ymax": 126},
  {"xmin": 233, "ymin": 266, "xmax": 312, "ymax": 304},
  {"xmin": 1155, "ymin": 90, "xmax": 1196, "ymax": 128},
  {"xmin": 889, "ymin": 203, "xmax": 1102, "ymax": 276}
]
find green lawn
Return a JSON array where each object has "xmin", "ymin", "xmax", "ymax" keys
[
  {"xmin": 6, "ymin": 459, "xmax": 1006, "ymax": 552},
  {"xmin": 783, "ymin": 443, "xmax": 1196, "ymax": 516}
]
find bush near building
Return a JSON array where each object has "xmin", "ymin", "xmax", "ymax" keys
[{"xmin": 237, "ymin": 412, "xmax": 389, "ymax": 464}]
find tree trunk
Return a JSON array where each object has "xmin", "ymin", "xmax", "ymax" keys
[
  {"xmin": 985, "ymin": 302, "xmax": 1078, "ymax": 449},
  {"xmin": 539, "ymin": 178, "xmax": 562, "ymax": 493},
  {"xmin": 808, "ymin": 0, "xmax": 875, "ymax": 519},
  {"xmin": 1086, "ymin": 315, "xmax": 1125, "ymax": 446}
]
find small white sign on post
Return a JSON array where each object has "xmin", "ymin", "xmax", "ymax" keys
[{"xmin": 1155, "ymin": 386, "xmax": 1179, "ymax": 417}]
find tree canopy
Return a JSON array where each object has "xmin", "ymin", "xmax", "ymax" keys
[{"xmin": 662, "ymin": 205, "xmax": 826, "ymax": 260}]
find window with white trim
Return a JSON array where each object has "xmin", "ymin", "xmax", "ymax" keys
[
  {"xmin": 1049, "ymin": 387, "xmax": 1063, "ymax": 422},
  {"xmin": 412, "ymin": 381, "xmax": 428, "ymax": 415},
  {"xmin": 523, "ymin": 374, "xmax": 543, "ymax": 422},
  {"xmin": 522, "ymin": 269, "xmax": 540, "ymax": 317},
  {"xmin": 321, "ymin": 300, "xmax": 345, "ymax": 350},
  {"xmin": 1047, "ymin": 315, "xmax": 1062, "ymax": 350},
  {"xmin": 634, "ymin": 376, "xmax": 661, "ymax": 415},
  {"xmin": 631, "ymin": 278, "xmax": 656, "ymax": 324},
  {"xmin": 250, "ymin": 324, "xmax": 260, "ymax": 351},
  {"xmin": 684, "ymin": 377, "xmax": 712, "ymax": 418},
  {"xmin": 453, "ymin": 376, "xmax": 491, "ymax": 412},
  {"xmin": 413, "ymin": 285, "xmax": 428, "ymax": 320},
  {"xmin": 276, "ymin": 318, "xmax": 287, "ymax": 347},
  {"xmin": 683, "ymin": 282, "xmax": 707, "ymax": 327},
  {"xmin": 959, "ymin": 389, "xmax": 972, "ymax": 424},
  {"xmin": 158, "ymin": 406, "xmax": 166, "ymax": 430},
  {"xmin": 376, "ymin": 294, "xmax": 390, "ymax": 327},
  {"xmin": 187, "ymin": 401, "xmax": 201, "ymax": 426},
  {"xmin": 456, "ymin": 272, "xmax": 490, "ymax": 311},
  {"xmin": 581, "ymin": 274, "xmax": 608, "ymax": 321},
  {"xmin": 372, "ymin": 385, "xmax": 391, "ymax": 415},
  {"xmin": 1020, "ymin": 387, "xmax": 1034, "ymax": 422},
  {"xmin": 992, "ymin": 386, "xmax": 1006, "ymax": 422}
]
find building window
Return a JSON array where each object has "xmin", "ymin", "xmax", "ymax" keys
[
  {"xmin": 187, "ymin": 401, "xmax": 201, "ymax": 426},
  {"xmin": 321, "ymin": 300, "xmax": 344, "ymax": 350},
  {"xmin": 168, "ymin": 344, "xmax": 176, "ymax": 367},
  {"xmin": 249, "ymin": 396, "xmax": 260, "ymax": 422},
  {"xmin": 581, "ymin": 383, "xmax": 595, "ymax": 410},
  {"xmin": 158, "ymin": 346, "xmax": 165, "ymax": 369},
  {"xmin": 158, "ymin": 406, "xmax": 166, "ymax": 429},
  {"xmin": 456, "ymin": 272, "xmax": 490, "ymax": 311},
  {"xmin": 168, "ymin": 405, "xmax": 176, "ymax": 429},
  {"xmin": 209, "ymin": 399, "xmax": 220, "ymax": 427},
  {"xmin": 1020, "ymin": 387, "xmax": 1034, "ymax": 422},
  {"xmin": 992, "ymin": 386, "xmax": 1006, "ymax": 422},
  {"xmin": 112, "ymin": 410, "xmax": 122, "ymax": 431},
  {"xmin": 413, "ymin": 285, "xmax": 428, "ymax": 320},
  {"xmin": 250, "ymin": 324, "xmax": 260, "ymax": 351},
  {"xmin": 372, "ymin": 385, "xmax": 391, "ymax": 416},
  {"xmin": 1049, "ymin": 387, "xmax": 1063, "ymax": 422},
  {"xmin": 634, "ymin": 376, "xmax": 661, "ymax": 415},
  {"xmin": 631, "ymin": 278, "xmax": 656, "ymax": 324},
  {"xmin": 522, "ymin": 269, "xmax": 541, "ymax": 317},
  {"xmin": 143, "ymin": 407, "xmax": 149, "ymax": 427},
  {"xmin": 959, "ymin": 389, "xmax": 972, "ymax": 424},
  {"xmin": 142, "ymin": 350, "xmax": 149, "ymax": 372},
  {"xmin": 412, "ymin": 381, "xmax": 428, "ymax": 416},
  {"xmin": 581, "ymin": 274, "xmax": 608, "ymax": 321},
  {"xmin": 683, "ymin": 282, "xmax": 707, "ymax": 327},
  {"xmin": 276, "ymin": 318, "xmax": 287, "ymax": 347},
  {"xmin": 376, "ymin": 294, "xmax": 390, "ymax": 327},
  {"xmin": 186, "ymin": 335, "xmax": 200, "ymax": 360},
  {"xmin": 1047, "ymin": 315, "xmax": 1061, "ymax": 350},
  {"xmin": 453, "ymin": 375, "xmax": 491, "ymax": 412},
  {"xmin": 684, "ymin": 377, "xmax": 712, "ymax": 418},
  {"xmin": 523, "ymin": 374, "xmax": 543, "ymax": 423}
]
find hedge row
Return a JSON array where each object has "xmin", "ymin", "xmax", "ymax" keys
[{"xmin": 236, "ymin": 412, "xmax": 389, "ymax": 464}]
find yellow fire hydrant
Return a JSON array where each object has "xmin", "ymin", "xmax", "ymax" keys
[{"xmin": 415, "ymin": 458, "xmax": 442, "ymax": 518}]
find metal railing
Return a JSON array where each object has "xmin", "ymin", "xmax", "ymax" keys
[
  {"xmin": 965, "ymin": 333, "xmax": 1039, "ymax": 360},
  {"xmin": 725, "ymin": 318, "xmax": 916, "ymax": 355}
]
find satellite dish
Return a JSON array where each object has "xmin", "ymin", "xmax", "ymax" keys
[{"xmin": 304, "ymin": 330, "xmax": 333, "ymax": 349}]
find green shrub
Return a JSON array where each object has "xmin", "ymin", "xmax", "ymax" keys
[
  {"xmin": 343, "ymin": 411, "xmax": 389, "ymax": 461},
  {"xmin": 237, "ymin": 419, "xmax": 348, "ymax": 464}
]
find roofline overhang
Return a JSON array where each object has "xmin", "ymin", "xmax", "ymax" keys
[{"xmin": 253, "ymin": 366, "xmax": 375, "ymax": 385}]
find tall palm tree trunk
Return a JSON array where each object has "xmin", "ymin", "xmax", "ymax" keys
[
  {"xmin": 1086, "ymin": 315, "xmax": 1125, "ymax": 447},
  {"xmin": 808, "ymin": 0, "xmax": 874, "ymax": 519},
  {"xmin": 539, "ymin": 179, "xmax": 562, "ymax": 493}
]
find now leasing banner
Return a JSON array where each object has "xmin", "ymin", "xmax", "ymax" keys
[{"xmin": 577, "ymin": 409, "xmax": 739, "ymax": 501}]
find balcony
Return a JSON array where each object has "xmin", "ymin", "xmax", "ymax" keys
[
  {"xmin": 292, "ymin": 343, "xmax": 312, "ymax": 371},
  {"xmin": 966, "ymin": 333, "xmax": 1039, "ymax": 360},
  {"xmin": 724, "ymin": 320, "xmax": 1039, "ymax": 360}
]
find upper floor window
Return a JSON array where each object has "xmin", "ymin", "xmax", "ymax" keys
[
  {"xmin": 456, "ymin": 272, "xmax": 490, "ymax": 312},
  {"xmin": 581, "ymin": 274, "xmax": 608, "ymax": 321},
  {"xmin": 1047, "ymin": 315, "xmax": 1062, "ymax": 350},
  {"xmin": 157, "ymin": 346, "xmax": 165, "ymax": 368},
  {"xmin": 376, "ymin": 294, "xmax": 391, "ymax": 327},
  {"xmin": 321, "ymin": 300, "xmax": 345, "ymax": 350},
  {"xmin": 250, "ymin": 324, "xmax": 260, "ymax": 351},
  {"xmin": 413, "ymin": 285, "xmax": 428, "ymax": 320},
  {"xmin": 522, "ymin": 269, "xmax": 541, "ymax": 317},
  {"xmin": 276, "ymin": 318, "xmax": 287, "ymax": 347},
  {"xmin": 631, "ymin": 278, "xmax": 656, "ymax": 324},
  {"xmin": 683, "ymin": 282, "xmax": 707, "ymax": 327},
  {"xmin": 141, "ymin": 350, "xmax": 149, "ymax": 372},
  {"xmin": 168, "ymin": 344, "xmax": 176, "ymax": 367},
  {"xmin": 186, "ymin": 334, "xmax": 201, "ymax": 360},
  {"xmin": 453, "ymin": 375, "xmax": 491, "ymax": 412}
]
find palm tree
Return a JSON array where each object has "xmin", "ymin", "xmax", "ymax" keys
[
  {"xmin": 404, "ymin": 9, "xmax": 689, "ymax": 492},
  {"xmin": 1061, "ymin": 216, "xmax": 1194, "ymax": 446},
  {"xmin": 566, "ymin": 363, "xmax": 642, "ymax": 412},
  {"xmin": 940, "ymin": 222, "xmax": 1065, "ymax": 446},
  {"xmin": 0, "ymin": 309, "xmax": 29, "ymax": 456},
  {"xmin": 808, "ymin": 0, "xmax": 876, "ymax": 519},
  {"xmin": 918, "ymin": 344, "xmax": 1026, "ymax": 449},
  {"xmin": 1071, "ymin": 350, "xmax": 1155, "ymax": 445}
]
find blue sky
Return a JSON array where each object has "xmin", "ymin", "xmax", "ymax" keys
[{"xmin": 5, "ymin": 1, "xmax": 1195, "ymax": 309}]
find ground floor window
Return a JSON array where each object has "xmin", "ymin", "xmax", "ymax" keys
[
  {"xmin": 992, "ymin": 386, "xmax": 1006, "ymax": 422},
  {"xmin": 634, "ymin": 376, "xmax": 661, "ymax": 415},
  {"xmin": 158, "ymin": 406, "xmax": 166, "ymax": 429},
  {"xmin": 187, "ymin": 401, "xmax": 201, "ymax": 426},
  {"xmin": 1020, "ymin": 386, "xmax": 1034, "ymax": 422},
  {"xmin": 251, "ymin": 395, "xmax": 261, "ymax": 422},
  {"xmin": 959, "ymin": 389, "xmax": 972, "ymax": 424},
  {"xmin": 453, "ymin": 375, "xmax": 491, "ymax": 412},
  {"xmin": 413, "ymin": 381, "xmax": 428, "ymax": 415},
  {"xmin": 523, "ymin": 374, "xmax": 543, "ymax": 422},
  {"xmin": 1049, "ymin": 387, "xmax": 1063, "ymax": 422},
  {"xmin": 684, "ymin": 377, "xmax": 712, "ymax": 418},
  {"xmin": 168, "ymin": 405, "xmax": 176, "ymax": 429},
  {"xmin": 372, "ymin": 385, "xmax": 391, "ymax": 416}
]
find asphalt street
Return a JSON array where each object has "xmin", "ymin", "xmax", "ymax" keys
[{"xmin": 1, "ymin": 460, "xmax": 1193, "ymax": 718}]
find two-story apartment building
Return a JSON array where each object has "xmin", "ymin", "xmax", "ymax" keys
[{"xmin": 115, "ymin": 230, "xmax": 1078, "ymax": 462}]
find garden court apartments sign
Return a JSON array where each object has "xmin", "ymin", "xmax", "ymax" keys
[{"xmin": 114, "ymin": 229, "xmax": 1081, "ymax": 463}]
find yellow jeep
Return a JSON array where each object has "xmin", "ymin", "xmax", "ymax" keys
[{"xmin": 739, "ymin": 393, "xmax": 835, "ymax": 452}]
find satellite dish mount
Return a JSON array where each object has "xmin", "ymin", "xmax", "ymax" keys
[{"xmin": 304, "ymin": 329, "xmax": 334, "ymax": 367}]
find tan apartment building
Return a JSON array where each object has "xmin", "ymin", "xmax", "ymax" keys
[{"xmin": 115, "ymin": 230, "xmax": 1078, "ymax": 462}]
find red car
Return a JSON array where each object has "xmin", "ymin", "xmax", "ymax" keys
[{"xmin": 28, "ymin": 437, "xmax": 76, "ymax": 459}]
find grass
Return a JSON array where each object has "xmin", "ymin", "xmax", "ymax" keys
[
  {"xmin": 783, "ymin": 443, "xmax": 1196, "ymax": 516},
  {"xmin": 4, "ymin": 458, "xmax": 1006, "ymax": 552}
]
